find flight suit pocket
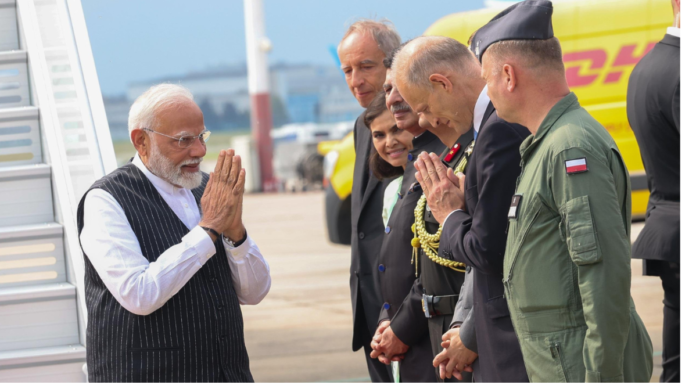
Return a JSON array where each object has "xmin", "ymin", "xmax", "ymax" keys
[
  {"xmin": 521, "ymin": 336, "xmax": 571, "ymax": 382},
  {"xmin": 549, "ymin": 343, "xmax": 570, "ymax": 382},
  {"xmin": 562, "ymin": 196, "xmax": 601, "ymax": 265}
]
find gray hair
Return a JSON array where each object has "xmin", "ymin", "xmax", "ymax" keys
[
  {"xmin": 128, "ymin": 83, "xmax": 195, "ymax": 136},
  {"xmin": 340, "ymin": 19, "xmax": 401, "ymax": 57},
  {"xmin": 485, "ymin": 37, "xmax": 565, "ymax": 74},
  {"xmin": 393, "ymin": 36, "xmax": 478, "ymax": 89},
  {"xmin": 383, "ymin": 40, "xmax": 410, "ymax": 69}
]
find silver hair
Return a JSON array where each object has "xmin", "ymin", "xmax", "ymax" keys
[
  {"xmin": 339, "ymin": 19, "xmax": 401, "ymax": 57},
  {"xmin": 393, "ymin": 36, "xmax": 478, "ymax": 89},
  {"xmin": 127, "ymin": 83, "xmax": 195, "ymax": 141}
]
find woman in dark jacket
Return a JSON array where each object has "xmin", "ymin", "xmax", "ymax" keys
[{"xmin": 364, "ymin": 92, "xmax": 438, "ymax": 382}]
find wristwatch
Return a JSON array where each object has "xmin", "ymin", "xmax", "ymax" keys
[{"xmin": 222, "ymin": 230, "xmax": 247, "ymax": 248}]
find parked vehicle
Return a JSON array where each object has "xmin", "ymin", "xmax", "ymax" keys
[{"xmin": 273, "ymin": 121, "xmax": 351, "ymax": 192}]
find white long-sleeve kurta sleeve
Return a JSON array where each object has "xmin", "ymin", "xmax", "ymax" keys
[{"xmin": 79, "ymin": 155, "xmax": 271, "ymax": 316}]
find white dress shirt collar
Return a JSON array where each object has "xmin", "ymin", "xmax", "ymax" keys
[
  {"xmin": 473, "ymin": 85, "xmax": 491, "ymax": 134},
  {"xmin": 133, "ymin": 154, "xmax": 180, "ymax": 196},
  {"xmin": 667, "ymin": 26, "xmax": 680, "ymax": 38}
]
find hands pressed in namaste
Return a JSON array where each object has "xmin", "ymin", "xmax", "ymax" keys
[
  {"xmin": 199, "ymin": 149, "xmax": 246, "ymax": 242},
  {"xmin": 414, "ymin": 151, "xmax": 466, "ymax": 224}
]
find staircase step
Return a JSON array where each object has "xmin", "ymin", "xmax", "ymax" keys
[
  {"xmin": 0, "ymin": 223, "xmax": 66, "ymax": 289},
  {"xmin": 0, "ymin": 281, "xmax": 74, "ymax": 303},
  {"xmin": 0, "ymin": 0, "xmax": 18, "ymax": 52},
  {"xmin": 0, "ymin": 106, "xmax": 41, "ymax": 168},
  {"xmin": 0, "ymin": 50, "xmax": 29, "ymax": 109},
  {"xmin": 0, "ymin": 50, "xmax": 24, "ymax": 62},
  {"xmin": 0, "ymin": 105, "xmax": 38, "ymax": 118},
  {"xmin": 0, "ymin": 283, "xmax": 80, "ymax": 352},
  {"xmin": 0, "ymin": 162, "xmax": 48, "ymax": 178},
  {"xmin": 0, "ymin": 344, "xmax": 86, "ymax": 383},
  {"xmin": 0, "ymin": 221, "xmax": 62, "ymax": 240},
  {"xmin": 0, "ymin": 164, "xmax": 54, "ymax": 229}
]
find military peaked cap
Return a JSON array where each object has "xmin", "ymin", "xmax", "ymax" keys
[{"xmin": 471, "ymin": 0, "xmax": 554, "ymax": 62}]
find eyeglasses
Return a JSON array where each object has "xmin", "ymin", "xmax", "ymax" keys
[{"xmin": 142, "ymin": 127, "xmax": 211, "ymax": 149}]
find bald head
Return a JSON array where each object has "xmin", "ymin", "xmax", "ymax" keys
[
  {"xmin": 389, "ymin": 36, "xmax": 485, "ymax": 136},
  {"xmin": 392, "ymin": 36, "xmax": 479, "ymax": 90}
]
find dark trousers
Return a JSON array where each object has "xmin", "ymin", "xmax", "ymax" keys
[
  {"xmin": 656, "ymin": 260, "xmax": 680, "ymax": 383},
  {"xmin": 427, "ymin": 315, "xmax": 472, "ymax": 383},
  {"xmin": 398, "ymin": 336, "xmax": 438, "ymax": 382},
  {"xmin": 359, "ymin": 320, "xmax": 393, "ymax": 382}
]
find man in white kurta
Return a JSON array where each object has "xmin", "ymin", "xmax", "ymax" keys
[{"xmin": 78, "ymin": 83, "xmax": 269, "ymax": 382}]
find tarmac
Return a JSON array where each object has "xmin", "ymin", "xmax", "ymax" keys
[{"xmin": 240, "ymin": 191, "xmax": 665, "ymax": 383}]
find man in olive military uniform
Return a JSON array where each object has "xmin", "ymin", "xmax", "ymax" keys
[
  {"xmin": 371, "ymin": 52, "xmax": 475, "ymax": 383},
  {"xmin": 475, "ymin": 0, "xmax": 653, "ymax": 382},
  {"xmin": 393, "ymin": 36, "xmax": 529, "ymax": 382},
  {"xmin": 626, "ymin": 0, "xmax": 680, "ymax": 382}
]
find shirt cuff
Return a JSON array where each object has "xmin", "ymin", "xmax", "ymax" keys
[
  {"xmin": 459, "ymin": 322, "xmax": 478, "ymax": 354},
  {"xmin": 378, "ymin": 306, "xmax": 390, "ymax": 326},
  {"xmin": 223, "ymin": 232, "xmax": 252, "ymax": 260},
  {"xmin": 442, "ymin": 209, "xmax": 463, "ymax": 227},
  {"xmin": 186, "ymin": 226, "xmax": 217, "ymax": 265}
]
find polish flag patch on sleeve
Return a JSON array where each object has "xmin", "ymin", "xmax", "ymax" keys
[{"xmin": 565, "ymin": 158, "xmax": 588, "ymax": 174}]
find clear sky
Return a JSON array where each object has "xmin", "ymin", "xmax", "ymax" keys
[{"xmin": 82, "ymin": 0, "xmax": 486, "ymax": 96}]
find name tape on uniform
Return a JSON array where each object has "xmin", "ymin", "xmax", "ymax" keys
[
  {"xmin": 508, "ymin": 194, "xmax": 522, "ymax": 219},
  {"xmin": 565, "ymin": 158, "xmax": 588, "ymax": 174}
]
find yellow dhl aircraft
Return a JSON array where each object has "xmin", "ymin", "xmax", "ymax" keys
[{"xmin": 322, "ymin": 0, "xmax": 673, "ymax": 245}]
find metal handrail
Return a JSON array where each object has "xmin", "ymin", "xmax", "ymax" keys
[
  {"xmin": 16, "ymin": 0, "xmax": 90, "ymax": 348},
  {"xmin": 65, "ymin": 0, "xmax": 118, "ymax": 175}
]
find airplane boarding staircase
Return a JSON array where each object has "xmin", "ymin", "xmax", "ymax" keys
[{"xmin": 0, "ymin": 0, "xmax": 115, "ymax": 382}]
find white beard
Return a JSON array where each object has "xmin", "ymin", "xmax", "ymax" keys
[{"xmin": 148, "ymin": 143, "xmax": 203, "ymax": 190}]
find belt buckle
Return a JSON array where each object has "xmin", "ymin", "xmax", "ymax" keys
[{"xmin": 422, "ymin": 295, "xmax": 434, "ymax": 319}]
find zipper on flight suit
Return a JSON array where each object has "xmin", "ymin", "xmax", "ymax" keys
[
  {"xmin": 504, "ymin": 158, "xmax": 525, "ymax": 294},
  {"xmin": 506, "ymin": 160, "xmax": 526, "ymax": 235},
  {"xmin": 550, "ymin": 343, "xmax": 570, "ymax": 382},
  {"xmin": 503, "ymin": 197, "xmax": 541, "ymax": 318}
]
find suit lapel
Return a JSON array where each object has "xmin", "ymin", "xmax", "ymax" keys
[
  {"xmin": 479, "ymin": 101, "xmax": 496, "ymax": 131},
  {"xmin": 355, "ymin": 114, "xmax": 371, "ymax": 199},
  {"xmin": 354, "ymin": 111, "xmax": 383, "ymax": 217},
  {"xmin": 359, "ymin": 172, "xmax": 380, "ymax": 212},
  {"xmin": 470, "ymin": 102, "xmax": 496, "ymax": 158}
]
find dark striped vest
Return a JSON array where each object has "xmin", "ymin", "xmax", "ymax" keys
[{"xmin": 77, "ymin": 163, "xmax": 253, "ymax": 382}]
